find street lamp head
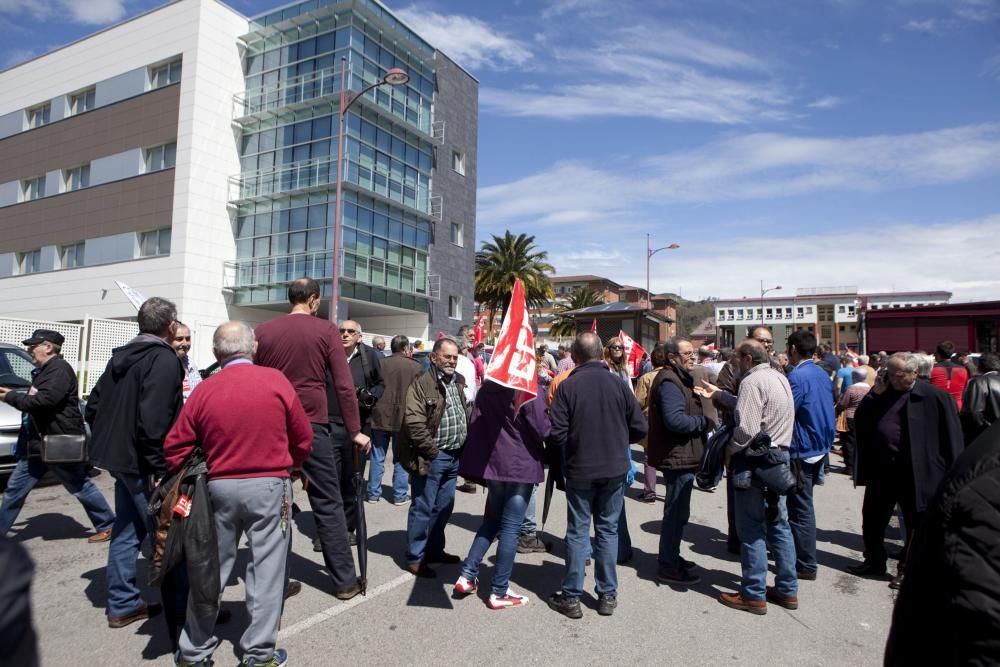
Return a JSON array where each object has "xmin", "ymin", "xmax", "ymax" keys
[
  {"xmin": 775, "ymin": 285, "xmax": 782, "ymax": 290},
  {"xmin": 382, "ymin": 68, "xmax": 410, "ymax": 86},
  {"xmin": 668, "ymin": 243, "xmax": 680, "ymax": 250}
]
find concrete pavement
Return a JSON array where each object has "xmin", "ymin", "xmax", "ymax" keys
[{"xmin": 8, "ymin": 453, "xmax": 898, "ymax": 666}]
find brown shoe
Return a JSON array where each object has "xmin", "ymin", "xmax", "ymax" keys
[
  {"xmin": 284, "ymin": 580, "xmax": 302, "ymax": 600},
  {"xmin": 719, "ymin": 592, "xmax": 767, "ymax": 615},
  {"xmin": 108, "ymin": 602, "xmax": 161, "ymax": 628},
  {"xmin": 88, "ymin": 529, "xmax": 113, "ymax": 543},
  {"xmin": 766, "ymin": 586, "xmax": 799, "ymax": 610},
  {"xmin": 405, "ymin": 562, "xmax": 437, "ymax": 578},
  {"xmin": 334, "ymin": 580, "xmax": 362, "ymax": 600}
]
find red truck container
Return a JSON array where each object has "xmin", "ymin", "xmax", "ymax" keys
[{"xmin": 863, "ymin": 301, "xmax": 1000, "ymax": 354}]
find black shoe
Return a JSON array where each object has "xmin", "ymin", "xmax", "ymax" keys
[
  {"xmin": 517, "ymin": 533, "xmax": 549, "ymax": 554},
  {"xmin": 597, "ymin": 594, "xmax": 617, "ymax": 616},
  {"xmin": 888, "ymin": 573, "xmax": 904, "ymax": 590},
  {"xmin": 284, "ymin": 580, "xmax": 302, "ymax": 600},
  {"xmin": 456, "ymin": 482, "xmax": 478, "ymax": 494},
  {"xmin": 796, "ymin": 568, "xmax": 817, "ymax": 581},
  {"xmin": 846, "ymin": 561, "xmax": 887, "ymax": 577},
  {"xmin": 425, "ymin": 551, "xmax": 461, "ymax": 564},
  {"xmin": 679, "ymin": 557, "xmax": 697, "ymax": 571},
  {"xmin": 547, "ymin": 592, "xmax": 582, "ymax": 619},
  {"xmin": 656, "ymin": 567, "xmax": 701, "ymax": 586},
  {"xmin": 405, "ymin": 562, "xmax": 437, "ymax": 578},
  {"xmin": 312, "ymin": 537, "xmax": 323, "ymax": 552}
]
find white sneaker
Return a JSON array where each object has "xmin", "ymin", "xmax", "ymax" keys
[
  {"xmin": 487, "ymin": 588, "xmax": 529, "ymax": 609},
  {"xmin": 454, "ymin": 575, "xmax": 478, "ymax": 596}
]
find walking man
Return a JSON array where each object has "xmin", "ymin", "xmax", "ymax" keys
[
  {"xmin": 254, "ymin": 278, "xmax": 368, "ymax": 600},
  {"xmin": 166, "ymin": 321, "xmax": 313, "ymax": 667},
  {"xmin": 398, "ymin": 337, "xmax": 471, "ymax": 577},
  {"xmin": 86, "ymin": 297, "xmax": 184, "ymax": 627},
  {"xmin": 0, "ymin": 329, "xmax": 115, "ymax": 541},
  {"xmin": 367, "ymin": 335, "xmax": 421, "ymax": 505},
  {"xmin": 547, "ymin": 333, "xmax": 648, "ymax": 618}
]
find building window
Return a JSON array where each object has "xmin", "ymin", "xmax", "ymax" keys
[
  {"xmin": 61, "ymin": 242, "xmax": 85, "ymax": 268},
  {"xmin": 847, "ymin": 305, "xmax": 856, "ymax": 316},
  {"xmin": 451, "ymin": 150, "xmax": 465, "ymax": 175},
  {"xmin": 139, "ymin": 228, "xmax": 171, "ymax": 257},
  {"xmin": 449, "ymin": 295, "xmax": 461, "ymax": 319},
  {"xmin": 18, "ymin": 249, "xmax": 41, "ymax": 274},
  {"xmin": 69, "ymin": 88, "xmax": 96, "ymax": 115},
  {"xmin": 22, "ymin": 176, "xmax": 45, "ymax": 200},
  {"xmin": 151, "ymin": 59, "xmax": 182, "ymax": 89},
  {"xmin": 785, "ymin": 307, "xmax": 792, "ymax": 319},
  {"xmin": 450, "ymin": 221, "xmax": 463, "ymax": 247},
  {"xmin": 766, "ymin": 308, "xmax": 773, "ymax": 319},
  {"xmin": 145, "ymin": 142, "xmax": 177, "ymax": 172},
  {"xmin": 805, "ymin": 306, "xmax": 814, "ymax": 314},
  {"xmin": 64, "ymin": 164, "xmax": 90, "ymax": 191},
  {"xmin": 796, "ymin": 306, "xmax": 804, "ymax": 318},
  {"xmin": 27, "ymin": 103, "xmax": 50, "ymax": 129}
]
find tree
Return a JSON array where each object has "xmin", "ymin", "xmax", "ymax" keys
[
  {"xmin": 548, "ymin": 287, "xmax": 604, "ymax": 339},
  {"xmin": 474, "ymin": 231, "xmax": 555, "ymax": 324}
]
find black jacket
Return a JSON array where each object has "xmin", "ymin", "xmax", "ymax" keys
[
  {"xmin": 0, "ymin": 538, "xmax": 38, "ymax": 666},
  {"xmin": 960, "ymin": 372, "xmax": 1000, "ymax": 445},
  {"xmin": 3, "ymin": 356, "xmax": 83, "ymax": 458},
  {"xmin": 549, "ymin": 361, "xmax": 647, "ymax": 481},
  {"xmin": 854, "ymin": 380, "xmax": 963, "ymax": 512},
  {"xmin": 885, "ymin": 419, "xmax": 1000, "ymax": 666},
  {"xmin": 327, "ymin": 343, "xmax": 384, "ymax": 427},
  {"xmin": 647, "ymin": 365, "xmax": 709, "ymax": 471},
  {"xmin": 86, "ymin": 335, "xmax": 183, "ymax": 477}
]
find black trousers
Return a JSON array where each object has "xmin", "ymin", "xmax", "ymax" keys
[
  {"xmin": 302, "ymin": 423, "xmax": 357, "ymax": 591},
  {"xmin": 861, "ymin": 466, "xmax": 919, "ymax": 571},
  {"xmin": 330, "ymin": 420, "xmax": 363, "ymax": 535},
  {"xmin": 840, "ymin": 418, "xmax": 857, "ymax": 470}
]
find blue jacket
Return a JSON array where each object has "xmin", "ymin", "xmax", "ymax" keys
[{"xmin": 787, "ymin": 360, "xmax": 836, "ymax": 460}]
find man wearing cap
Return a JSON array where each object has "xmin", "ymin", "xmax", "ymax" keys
[{"xmin": 0, "ymin": 330, "xmax": 115, "ymax": 541}]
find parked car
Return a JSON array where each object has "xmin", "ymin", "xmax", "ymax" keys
[{"xmin": 0, "ymin": 343, "xmax": 34, "ymax": 480}]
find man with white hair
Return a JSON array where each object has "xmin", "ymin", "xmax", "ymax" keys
[
  {"xmin": 165, "ymin": 321, "xmax": 313, "ymax": 667},
  {"xmin": 849, "ymin": 352, "xmax": 963, "ymax": 589}
]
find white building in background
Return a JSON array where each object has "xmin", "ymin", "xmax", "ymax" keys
[{"xmin": 714, "ymin": 286, "xmax": 951, "ymax": 351}]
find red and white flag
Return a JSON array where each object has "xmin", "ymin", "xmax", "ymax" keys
[
  {"xmin": 485, "ymin": 278, "xmax": 538, "ymax": 406},
  {"xmin": 590, "ymin": 318, "xmax": 598, "ymax": 334},
  {"xmin": 473, "ymin": 314, "xmax": 485, "ymax": 346},
  {"xmin": 618, "ymin": 329, "xmax": 646, "ymax": 378}
]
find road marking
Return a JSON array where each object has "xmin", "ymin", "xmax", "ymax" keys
[{"xmin": 279, "ymin": 573, "xmax": 413, "ymax": 639}]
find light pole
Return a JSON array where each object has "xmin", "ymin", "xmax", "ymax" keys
[
  {"xmin": 329, "ymin": 56, "xmax": 409, "ymax": 322},
  {"xmin": 760, "ymin": 280, "xmax": 782, "ymax": 329},
  {"xmin": 646, "ymin": 233, "xmax": 680, "ymax": 309}
]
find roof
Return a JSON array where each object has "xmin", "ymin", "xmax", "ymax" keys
[
  {"xmin": 562, "ymin": 302, "xmax": 674, "ymax": 323},
  {"xmin": 551, "ymin": 275, "xmax": 623, "ymax": 288},
  {"xmin": 866, "ymin": 300, "xmax": 1000, "ymax": 318},
  {"xmin": 690, "ymin": 317, "xmax": 716, "ymax": 337},
  {"xmin": 716, "ymin": 290, "xmax": 953, "ymax": 305}
]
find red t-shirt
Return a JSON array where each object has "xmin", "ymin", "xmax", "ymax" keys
[
  {"xmin": 254, "ymin": 313, "xmax": 361, "ymax": 432},
  {"xmin": 930, "ymin": 361, "xmax": 969, "ymax": 410}
]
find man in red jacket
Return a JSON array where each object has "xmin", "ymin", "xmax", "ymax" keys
[
  {"xmin": 165, "ymin": 321, "xmax": 312, "ymax": 667},
  {"xmin": 930, "ymin": 340, "xmax": 970, "ymax": 410}
]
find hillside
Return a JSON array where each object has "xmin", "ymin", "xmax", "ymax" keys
[{"xmin": 662, "ymin": 294, "xmax": 717, "ymax": 337}]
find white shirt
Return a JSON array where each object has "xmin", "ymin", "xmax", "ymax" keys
[{"xmin": 454, "ymin": 354, "xmax": 477, "ymax": 403}]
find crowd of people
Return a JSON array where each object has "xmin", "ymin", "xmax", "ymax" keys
[{"xmin": 1, "ymin": 279, "xmax": 1000, "ymax": 665}]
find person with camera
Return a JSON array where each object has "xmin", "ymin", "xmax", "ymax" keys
[
  {"xmin": 326, "ymin": 320, "xmax": 383, "ymax": 556},
  {"xmin": 0, "ymin": 329, "xmax": 115, "ymax": 541}
]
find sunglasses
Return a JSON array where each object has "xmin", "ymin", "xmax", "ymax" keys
[{"xmin": 609, "ymin": 345, "xmax": 623, "ymax": 350}]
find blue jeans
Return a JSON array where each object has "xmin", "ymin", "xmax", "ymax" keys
[
  {"xmin": 0, "ymin": 457, "xmax": 115, "ymax": 536},
  {"xmin": 519, "ymin": 484, "xmax": 538, "ymax": 536},
  {"xmin": 562, "ymin": 476, "xmax": 625, "ymax": 599},
  {"xmin": 658, "ymin": 470, "xmax": 695, "ymax": 569},
  {"xmin": 461, "ymin": 481, "xmax": 532, "ymax": 595},
  {"xmin": 107, "ymin": 473, "xmax": 154, "ymax": 617},
  {"xmin": 367, "ymin": 430, "xmax": 409, "ymax": 503},
  {"xmin": 734, "ymin": 483, "xmax": 798, "ymax": 601},
  {"xmin": 787, "ymin": 458, "xmax": 822, "ymax": 574},
  {"xmin": 406, "ymin": 449, "xmax": 459, "ymax": 565}
]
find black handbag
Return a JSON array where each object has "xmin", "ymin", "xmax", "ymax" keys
[
  {"xmin": 41, "ymin": 434, "xmax": 87, "ymax": 464},
  {"xmin": 732, "ymin": 429, "xmax": 796, "ymax": 495}
]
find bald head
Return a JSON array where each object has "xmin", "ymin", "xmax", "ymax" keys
[
  {"xmin": 572, "ymin": 332, "xmax": 604, "ymax": 364},
  {"xmin": 213, "ymin": 321, "xmax": 255, "ymax": 362},
  {"xmin": 736, "ymin": 338, "xmax": 769, "ymax": 367}
]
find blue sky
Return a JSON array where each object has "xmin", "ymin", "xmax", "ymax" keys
[{"xmin": 3, "ymin": 0, "xmax": 999, "ymax": 302}]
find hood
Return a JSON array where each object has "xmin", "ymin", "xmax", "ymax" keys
[{"xmin": 109, "ymin": 334, "xmax": 173, "ymax": 377}]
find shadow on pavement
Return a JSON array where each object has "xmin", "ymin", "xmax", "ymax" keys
[{"xmin": 9, "ymin": 512, "xmax": 90, "ymax": 541}]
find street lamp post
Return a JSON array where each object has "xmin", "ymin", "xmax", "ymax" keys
[
  {"xmin": 645, "ymin": 233, "xmax": 680, "ymax": 309},
  {"xmin": 329, "ymin": 56, "xmax": 409, "ymax": 322},
  {"xmin": 760, "ymin": 280, "xmax": 782, "ymax": 329}
]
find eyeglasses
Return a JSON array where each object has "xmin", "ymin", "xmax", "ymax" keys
[{"xmin": 339, "ymin": 328, "xmax": 359, "ymax": 335}]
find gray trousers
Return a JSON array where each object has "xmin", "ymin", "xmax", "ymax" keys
[{"xmin": 179, "ymin": 477, "xmax": 291, "ymax": 664}]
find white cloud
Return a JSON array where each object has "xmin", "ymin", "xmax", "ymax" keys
[
  {"xmin": 0, "ymin": 0, "xmax": 127, "ymax": 24},
  {"xmin": 807, "ymin": 95, "xmax": 844, "ymax": 109},
  {"xmin": 541, "ymin": 0, "xmax": 609, "ymax": 19},
  {"xmin": 904, "ymin": 18, "xmax": 940, "ymax": 33},
  {"xmin": 393, "ymin": 7, "xmax": 530, "ymax": 70}
]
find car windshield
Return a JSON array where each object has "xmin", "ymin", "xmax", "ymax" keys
[{"xmin": 0, "ymin": 347, "xmax": 34, "ymax": 388}]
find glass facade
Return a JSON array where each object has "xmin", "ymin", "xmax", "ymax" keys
[{"xmin": 231, "ymin": 0, "xmax": 438, "ymax": 312}]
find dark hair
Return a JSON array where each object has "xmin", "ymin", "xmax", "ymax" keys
[
  {"xmin": 390, "ymin": 335, "xmax": 410, "ymax": 354},
  {"xmin": 288, "ymin": 277, "xmax": 320, "ymax": 305},
  {"xmin": 572, "ymin": 332, "xmax": 604, "ymax": 363},
  {"xmin": 736, "ymin": 340, "xmax": 769, "ymax": 366},
  {"xmin": 456, "ymin": 325, "xmax": 472, "ymax": 338},
  {"xmin": 138, "ymin": 297, "xmax": 177, "ymax": 336},
  {"xmin": 787, "ymin": 329, "xmax": 818, "ymax": 359},
  {"xmin": 649, "ymin": 342, "xmax": 668, "ymax": 368},
  {"xmin": 979, "ymin": 352, "xmax": 1000, "ymax": 373},
  {"xmin": 662, "ymin": 336, "xmax": 689, "ymax": 357},
  {"xmin": 433, "ymin": 337, "xmax": 459, "ymax": 354},
  {"xmin": 936, "ymin": 340, "xmax": 955, "ymax": 359}
]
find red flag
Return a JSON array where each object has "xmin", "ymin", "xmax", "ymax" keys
[
  {"xmin": 485, "ymin": 278, "xmax": 538, "ymax": 407},
  {"xmin": 590, "ymin": 318, "xmax": 598, "ymax": 334},
  {"xmin": 473, "ymin": 314, "xmax": 485, "ymax": 346},
  {"xmin": 618, "ymin": 329, "xmax": 646, "ymax": 379}
]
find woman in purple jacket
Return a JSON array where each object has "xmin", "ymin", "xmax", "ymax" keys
[{"xmin": 454, "ymin": 380, "xmax": 551, "ymax": 609}]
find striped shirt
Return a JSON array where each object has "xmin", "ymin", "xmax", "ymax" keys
[
  {"xmin": 719, "ymin": 363, "xmax": 795, "ymax": 454},
  {"xmin": 436, "ymin": 378, "xmax": 468, "ymax": 451}
]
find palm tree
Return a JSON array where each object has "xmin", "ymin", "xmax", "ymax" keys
[
  {"xmin": 548, "ymin": 287, "xmax": 605, "ymax": 339},
  {"xmin": 474, "ymin": 231, "xmax": 555, "ymax": 324}
]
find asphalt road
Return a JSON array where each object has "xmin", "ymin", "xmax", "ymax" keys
[{"xmin": 9, "ymin": 451, "xmax": 899, "ymax": 666}]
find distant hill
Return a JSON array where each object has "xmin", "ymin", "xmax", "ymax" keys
[{"xmin": 663, "ymin": 294, "xmax": 717, "ymax": 337}]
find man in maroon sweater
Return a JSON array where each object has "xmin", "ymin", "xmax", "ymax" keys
[
  {"xmin": 165, "ymin": 321, "xmax": 312, "ymax": 667},
  {"xmin": 254, "ymin": 277, "xmax": 370, "ymax": 600}
]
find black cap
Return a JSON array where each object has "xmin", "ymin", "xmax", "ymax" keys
[{"xmin": 22, "ymin": 329, "xmax": 64, "ymax": 347}]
